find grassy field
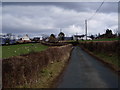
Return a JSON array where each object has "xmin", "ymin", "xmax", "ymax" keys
[{"xmin": 1, "ymin": 43, "xmax": 48, "ymax": 59}]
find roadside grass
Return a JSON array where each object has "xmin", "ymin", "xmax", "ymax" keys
[
  {"xmin": 17, "ymin": 59, "xmax": 67, "ymax": 88},
  {"xmin": 80, "ymin": 40, "xmax": 119, "ymax": 71},
  {"xmin": 33, "ymin": 60, "xmax": 65, "ymax": 88},
  {"xmin": 93, "ymin": 51, "xmax": 119, "ymax": 68},
  {"xmin": 1, "ymin": 43, "xmax": 48, "ymax": 59}
]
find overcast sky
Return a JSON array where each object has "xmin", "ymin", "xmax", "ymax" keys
[{"xmin": 2, "ymin": 2, "xmax": 118, "ymax": 37}]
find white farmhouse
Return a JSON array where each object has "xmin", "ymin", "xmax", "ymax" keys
[
  {"xmin": 21, "ymin": 34, "xmax": 31, "ymax": 43},
  {"xmin": 22, "ymin": 34, "xmax": 30, "ymax": 41}
]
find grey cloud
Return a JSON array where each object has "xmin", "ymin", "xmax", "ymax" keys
[
  {"xmin": 3, "ymin": 2, "xmax": 118, "ymax": 13},
  {"xmin": 2, "ymin": 2, "xmax": 118, "ymax": 36},
  {"xmin": 2, "ymin": 0, "xmax": 119, "ymax": 2}
]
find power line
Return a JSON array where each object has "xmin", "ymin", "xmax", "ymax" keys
[
  {"xmin": 85, "ymin": 1, "xmax": 105, "ymax": 40},
  {"xmin": 87, "ymin": 0, "xmax": 105, "ymax": 20}
]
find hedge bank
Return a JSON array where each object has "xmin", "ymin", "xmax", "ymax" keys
[
  {"xmin": 2, "ymin": 44, "xmax": 72, "ymax": 88},
  {"xmin": 80, "ymin": 41, "xmax": 120, "ymax": 71}
]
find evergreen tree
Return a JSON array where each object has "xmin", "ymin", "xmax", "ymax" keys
[{"xmin": 58, "ymin": 32, "xmax": 65, "ymax": 40}]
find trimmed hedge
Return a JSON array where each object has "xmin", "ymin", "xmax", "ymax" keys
[
  {"xmin": 80, "ymin": 41, "xmax": 119, "ymax": 54},
  {"xmin": 2, "ymin": 44, "xmax": 72, "ymax": 88}
]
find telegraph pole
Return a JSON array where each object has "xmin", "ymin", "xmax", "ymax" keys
[
  {"xmin": 85, "ymin": 20, "xmax": 87, "ymax": 40},
  {"xmin": 60, "ymin": 28, "xmax": 62, "ymax": 32}
]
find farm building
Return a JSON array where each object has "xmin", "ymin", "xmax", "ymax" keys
[
  {"xmin": 0, "ymin": 38, "xmax": 6, "ymax": 45},
  {"xmin": 73, "ymin": 35, "xmax": 85, "ymax": 41},
  {"xmin": 21, "ymin": 34, "xmax": 31, "ymax": 42},
  {"xmin": 22, "ymin": 34, "xmax": 30, "ymax": 41},
  {"xmin": 64, "ymin": 37, "xmax": 73, "ymax": 40},
  {"xmin": 0, "ymin": 34, "xmax": 17, "ymax": 45},
  {"xmin": 73, "ymin": 35, "xmax": 92, "ymax": 40}
]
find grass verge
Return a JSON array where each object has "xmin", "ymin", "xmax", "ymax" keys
[
  {"xmin": 94, "ymin": 52, "xmax": 119, "ymax": 68},
  {"xmin": 81, "ymin": 47, "xmax": 119, "ymax": 72}
]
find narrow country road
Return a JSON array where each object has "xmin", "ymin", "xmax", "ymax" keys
[{"xmin": 58, "ymin": 46, "xmax": 119, "ymax": 88}]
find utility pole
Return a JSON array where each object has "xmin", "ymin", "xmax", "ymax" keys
[
  {"xmin": 85, "ymin": 19, "xmax": 87, "ymax": 40},
  {"xmin": 60, "ymin": 28, "xmax": 62, "ymax": 32}
]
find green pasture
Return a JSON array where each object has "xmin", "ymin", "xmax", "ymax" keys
[{"xmin": 1, "ymin": 43, "xmax": 48, "ymax": 59}]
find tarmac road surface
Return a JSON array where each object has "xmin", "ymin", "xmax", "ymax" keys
[{"xmin": 58, "ymin": 46, "xmax": 119, "ymax": 88}]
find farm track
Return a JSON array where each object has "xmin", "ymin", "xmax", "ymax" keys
[{"xmin": 57, "ymin": 46, "xmax": 119, "ymax": 88}]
